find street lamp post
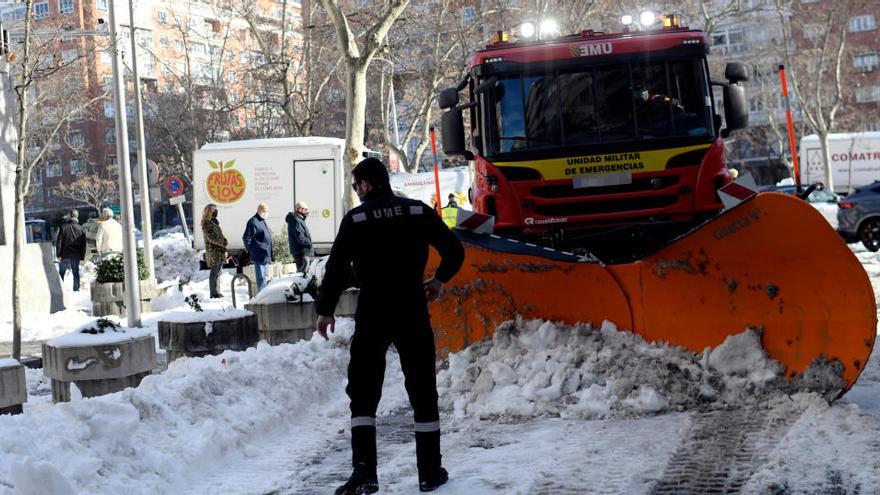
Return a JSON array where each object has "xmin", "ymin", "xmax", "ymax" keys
[
  {"xmin": 108, "ymin": 0, "xmax": 141, "ymax": 327},
  {"xmin": 126, "ymin": 0, "xmax": 155, "ymax": 281}
]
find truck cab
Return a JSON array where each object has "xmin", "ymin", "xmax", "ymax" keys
[{"xmin": 441, "ymin": 18, "xmax": 749, "ymax": 250}]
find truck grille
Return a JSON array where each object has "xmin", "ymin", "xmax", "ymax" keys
[{"xmin": 535, "ymin": 195, "xmax": 679, "ymax": 216}]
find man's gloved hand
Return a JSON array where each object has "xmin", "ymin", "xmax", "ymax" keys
[
  {"xmin": 423, "ymin": 277, "xmax": 444, "ymax": 302},
  {"xmin": 316, "ymin": 314, "xmax": 336, "ymax": 340}
]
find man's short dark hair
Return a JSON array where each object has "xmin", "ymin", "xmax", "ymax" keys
[{"xmin": 352, "ymin": 158, "xmax": 390, "ymax": 190}]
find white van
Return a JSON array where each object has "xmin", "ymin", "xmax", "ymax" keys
[
  {"xmin": 192, "ymin": 137, "xmax": 346, "ymax": 255},
  {"xmin": 800, "ymin": 132, "xmax": 880, "ymax": 194}
]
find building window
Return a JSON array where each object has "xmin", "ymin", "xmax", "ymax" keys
[
  {"xmin": 246, "ymin": 116, "xmax": 255, "ymax": 128},
  {"xmin": 34, "ymin": 2, "xmax": 49, "ymax": 19},
  {"xmin": 159, "ymin": 36, "xmax": 169, "ymax": 48},
  {"xmin": 161, "ymin": 61, "xmax": 171, "ymax": 74},
  {"xmin": 67, "ymin": 130, "xmax": 84, "ymax": 147},
  {"xmin": 461, "ymin": 6, "xmax": 476, "ymax": 23},
  {"xmin": 175, "ymin": 40, "xmax": 184, "ymax": 51},
  {"xmin": 157, "ymin": 10, "xmax": 167, "ymax": 24},
  {"xmin": 855, "ymin": 85, "xmax": 880, "ymax": 103},
  {"xmin": 31, "ymin": 172, "xmax": 43, "ymax": 187},
  {"xmin": 45, "ymin": 160, "xmax": 62, "ymax": 177},
  {"xmin": 226, "ymin": 51, "xmax": 235, "ymax": 61},
  {"xmin": 104, "ymin": 101, "xmax": 115, "ymax": 118},
  {"xmin": 105, "ymin": 127, "xmax": 116, "ymax": 144},
  {"xmin": 803, "ymin": 23, "xmax": 824, "ymax": 40},
  {"xmin": 100, "ymin": 52, "xmax": 111, "ymax": 66},
  {"xmin": 854, "ymin": 52, "xmax": 879, "ymax": 72},
  {"xmin": 61, "ymin": 49, "xmax": 77, "ymax": 63},
  {"xmin": 57, "ymin": 0, "xmax": 73, "ymax": 14},
  {"xmin": 107, "ymin": 155, "xmax": 118, "ymax": 167},
  {"xmin": 97, "ymin": 0, "xmax": 107, "ymax": 10},
  {"xmin": 711, "ymin": 27, "xmax": 746, "ymax": 53},
  {"xmin": 866, "ymin": 122, "xmax": 880, "ymax": 132},
  {"xmin": 227, "ymin": 72, "xmax": 236, "ymax": 84},
  {"xmin": 850, "ymin": 15, "xmax": 876, "ymax": 32},
  {"xmin": 69, "ymin": 158, "xmax": 87, "ymax": 175}
]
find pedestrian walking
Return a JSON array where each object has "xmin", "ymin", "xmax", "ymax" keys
[
  {"xmin": 285, "ymin": 201, "xmax": 314, "ymax": 274},
  {"xmin": 242, "ymin": 202, "xmax": 273, "ymax": 291},
  {"xmin": 56, "ymin": 209, "xmax": 86, "ymax": 291},
  {"xmin": 201, "ymin": 204, "xmax": 227, "ymax": 298},
  {"xmin": 316, "ymin": 158, "xmax": 465, "ymax": 494},
  {"xmin": 95, "ymin": 207, "xmax": 123, "ymax": 255}
]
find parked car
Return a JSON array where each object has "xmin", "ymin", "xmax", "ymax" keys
[
  {"xmin": 759, "ymin": 184, "xmax": 840, "ymax": 228},
  {"xmin": 837, "ymin": 181, "xmax": 880, "ymax": 251}
]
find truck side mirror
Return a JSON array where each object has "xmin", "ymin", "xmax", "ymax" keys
[
  {"xmin": 438, "ymin": 88, "xmax": 459, "ymax": 110},
  {"xmin": 725, "ymin": 62, "xmax": 749, "ymax": 84},
  {"xmin": 723, "ymin": 82, "xmax": 748, "ymax": 132},
  {"xmin": 441, "ymin": 108, "xmax": 473, "ymax": 160}
]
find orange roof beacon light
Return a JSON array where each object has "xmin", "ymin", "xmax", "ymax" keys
[{"xmin": 490, "ymin": 30, "xmax": 508, "ymax": 44}]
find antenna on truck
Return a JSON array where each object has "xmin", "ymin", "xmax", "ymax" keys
[{"xmin": 779, "ymin": 65, "xmax": 803, "ymax": 194}]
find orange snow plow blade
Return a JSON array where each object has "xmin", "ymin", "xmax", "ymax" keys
[{"xmin": 428, "ymin": 193, "xmax": 876, "ymax": 391}]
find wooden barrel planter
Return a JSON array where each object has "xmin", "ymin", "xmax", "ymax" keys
[
  {"xmin": 158, "ymin": 310, "xmax": 258, "ymax": 364},
  {"xmin": 0, "ymin": 359, "xmax": 27, "ymax": 415},
  {"xmin": 91, "ymin": 279, "xmax": 158, "ymax": 317},
  {"xmin": 246, "ymin": 288, "xmax": 358, "ymax": 345},
  {"xmin": 42, "ymin": 325, "xmax": 156, "ymax": 403}
]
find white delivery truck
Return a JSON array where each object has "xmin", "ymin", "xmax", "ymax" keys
[
  {"xmin": 193, "ymin": 137, "xmax": 346, "ymax": 255},
  {"xmin": 800, "ymin": 132, "xmax": 880, "ymax": 194}
]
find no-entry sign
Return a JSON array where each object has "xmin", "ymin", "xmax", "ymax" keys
[{"xmin": 165, "ymin": 176, "xmax": 185, "ymax": 197}]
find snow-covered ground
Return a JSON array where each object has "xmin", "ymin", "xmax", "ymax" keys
[{"xmin": 0, "ymin": 235, "xmax": 878, "ymax": 494}]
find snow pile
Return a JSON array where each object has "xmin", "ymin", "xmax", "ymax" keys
[
  {"xmin": 0, "ymin": 321, "xmax": 356, "ymax": 495},
  {"xmin": 158, "ymin": 306, "xmax": 252, "ymax": 323},
  {"xmin": 438, "ymin": 319, "xmax": 838, "ymax": 420},
  {"xmin": 1, "ymin": 309, "xmax": 95, "ymax": 343},
  {"xmin": 152, "ymin": 233, "xmax": 202, "ymax": 283}
]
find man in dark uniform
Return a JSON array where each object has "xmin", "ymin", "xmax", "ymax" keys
[{"xmin": 316, "ymin": 158, "xmax": 464, "ymax": 494}]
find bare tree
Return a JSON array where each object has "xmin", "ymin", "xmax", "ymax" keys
[
  {"xmin": 318, "ymin": 0, "xmax": 410, "ymax": 208},
  {"xmin": 775, "ymin": 0, "xmax": 854, "ymax": 191},
  {"xmin": 56, "ymin": 168, "xmax": 119, "ymax": 214},
  {"xmin": 9, "ymin": 0, "xmax": 108, "ymax": 359}
]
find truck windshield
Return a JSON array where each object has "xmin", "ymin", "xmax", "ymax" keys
[{"xmin": 485, "ymin": 58, "xmax": 713, "ymax": 156}]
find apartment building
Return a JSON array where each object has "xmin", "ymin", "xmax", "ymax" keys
[{"xmin": 0, "ymin": 0, "xmax": 303, "ymax": 221}]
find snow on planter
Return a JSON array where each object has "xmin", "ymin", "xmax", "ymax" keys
[
  {"xmin": 43, "ymin": 319, "xmax": 156, "ymax": 403},
  {"xmin": 245, "ymin": 275, "xmax": 357, "ymax": 345},
  {"xmin": 0, "ymin": 358, "xmax": 26, "ymax": 415},
  {"xmin": 157, "ymin": 305, "xmax": 258, "ymax": 363}
]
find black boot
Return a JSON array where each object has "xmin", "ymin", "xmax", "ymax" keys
[
  {"xmin": 419, "ymin": 466, "xmax": 448, "ymax": 492},
  {"xmin": 334, "ymin": 463, "xmax": 378, "ymax": 495},
  {"xmin": 416, "ymin": 430, "xmax": 447, "ymax": 492}
]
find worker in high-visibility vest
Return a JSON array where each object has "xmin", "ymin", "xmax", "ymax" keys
[{"xmin": 441, "ymin": 194, "xmax": 458, "ymax": 228}]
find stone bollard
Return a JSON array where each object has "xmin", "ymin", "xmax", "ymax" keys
[
  {"xmin": 43, "ymin": 332, "xmax": 156, "ymax": 403},
  {"xmin": 91, "ymin": 279, "xmax": 158, "ymax": 317},
  {"xmin": 158, "ymin": 312, "xmax": 258, "ymax": 364},
  {"xmin": 0, "ymin": 359, "xmax": 27, "ymax": 415},
  {"xmin": 246, "ymin": 288, "xmax": 358, "ymax": 345}
]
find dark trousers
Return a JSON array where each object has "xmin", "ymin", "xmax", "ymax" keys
[
  {"xmin": 347, "ymin": 309, "xmax": 441, "ymax": 476},
  {"xmin": 58, "ymin": 257, "xmax": 81, "ymax": 291},
  {"xmin": 293, "ymin": 253, "xmax": 310, "ymax": 274},
  {"xmin": 209, "ymin": 264, "xmax": 222, "ymax": 297}
]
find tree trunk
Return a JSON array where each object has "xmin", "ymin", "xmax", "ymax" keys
[
  {"xmin": 343, "ymin": 63, "xmax": 367, "ymax": 209},
  {"xmin": 819, "ymin": 131, "xmax": 834, "ymax": 192}
]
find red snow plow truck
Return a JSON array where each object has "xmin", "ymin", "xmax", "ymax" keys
[{"xmin": 428, "ymin": 15, "xmax": 875, "ymax": 397}]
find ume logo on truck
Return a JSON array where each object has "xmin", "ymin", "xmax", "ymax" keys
[{"xmin": 206, "ymin": 160, "xmax": 246, "ymax": 203}]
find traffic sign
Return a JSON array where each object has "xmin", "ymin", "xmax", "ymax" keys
[{"xmin": 165, "ymin": 176, "xmax": 185, "ymax": 197}]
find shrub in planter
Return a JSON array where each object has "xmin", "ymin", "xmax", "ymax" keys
[
  {"xmin": 96, "ymin": 252, "xmax": 149, "ymax": 283},
  {"xmin": 272, "ymin": 223, "xmax": 294, "ymax": 264}
]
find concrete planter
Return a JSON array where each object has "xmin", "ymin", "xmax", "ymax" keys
[
  {"xmin": 158, "ymin": 314, "xmax": 258, "ymax": 364},
  {"xmin": 246, "ymin": 288, "xmax": 358, "ymax": 345},
  {"xmin": 91, "ymin": 279, "xmax": 157, "ymax": 317},
  {"xmin": 43, "ymin": 334, "xmax": 156, "ymax": 403},
  {"xmin": 0, "ymin": 360, "xmax": 27, "ymax": 415}
]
